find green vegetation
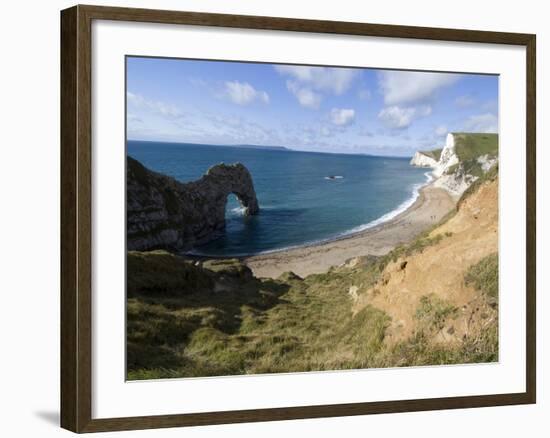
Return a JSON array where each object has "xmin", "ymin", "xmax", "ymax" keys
[
  {"xmin": 127, "ymin": 188, "xmax": 499, "ymax": 379},
  {"xmin": 126, "ymin": 149, "xmax": 501, "ymax": 379},
  {"xmin": 125, "ymin": 131, "xmax": 503, "ymax": 379},
  {"xmin": 415, "ymin": 294, "xmax": 458, "ymax": 331},
  {"xmin": 444, "ymin": 163, "xmax": 460, "ymax": 175},
  {"xmin": 127, "ymin": 250, "xmax": 394, "ymax": 379},
  {"xmin": 458, "ymin": 162, "xmax": 498, "ymax": 207},
  {"xmin": 377, "ymin": 324, "xmax": 498, "ymax": 367},
  {"xmin": 465, "ymin": 253, "xmax": 499, "ymax": 305},
  {"xmin": 420, "ymin": 133, "xmax": 498, "ymax": 175},
  {"xmin": 374, "ymin": 292, "xmax": 497, "ymax": 367},
  {"xmin": 127, "ymin": 250, "xmax": 214, "ymax": 297},
  {"xmin": 126, "ymin": 227, "xmax": 471, "ymax": 380},
  {"xmin": 419, "ymin": 148, "xmax": 442, "ymax": 161},
  {"xmin": 453, "ymin": 133, "xmax": 498, "ymax": 161},
  {"xmin": 447, "ymin": 133, "xmax": 498, "ymax": 178},
  {"xmin": 381, "ymin": 232, "xmax": 452, "ymax": 268},
  {"xmin": 127, "ymin": 252, "xmax": 290, "ymax": 378}
]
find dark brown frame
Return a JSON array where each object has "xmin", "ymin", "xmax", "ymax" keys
[{"xmin": 61, "ymin": 4, "xmax": 536, "ymax": 433}]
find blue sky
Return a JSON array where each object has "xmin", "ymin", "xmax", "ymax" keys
[{"xmin": 126, "ymin": 57, "xmax": 498, "ymax": 157}]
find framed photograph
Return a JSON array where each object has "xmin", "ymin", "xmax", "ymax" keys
[{"xmin": 60, "ymin": 4, "xmax": 536, "ymax": 433}]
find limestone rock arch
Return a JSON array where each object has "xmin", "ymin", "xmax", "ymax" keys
[{"xmin": 127, "ymin": 157, "xmax": 259, "ymax": 251}]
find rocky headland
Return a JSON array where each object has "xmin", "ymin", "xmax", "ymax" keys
[
  {"xmin": 127, "ymin": 165, "xmax": 499, "ymax": 379},
  {"xmin": 127, "ymin": 156, "xmax": 259, "ymax": 252},
  {"xmin": 126, "ymin": 133, "xmax": 500, "ymax": 379},
  {"xmin": 411, "ymin": 132, "xmax": 498, "ymax": 197},
  {"xmin": 410, "ymin": 150, "xmax": 441, "ymax": 168}
]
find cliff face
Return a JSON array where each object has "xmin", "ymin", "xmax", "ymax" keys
[
  {"xmin": 409, "ymin": 151, "xmax": 438, "ymax": 167},
  {"xmin": 127, "ymin": 157, "xmax": 259, "ymax": 252},
  {"xmin": 127, "ymin": 171, "xmax": 499, "ymax": 379},
  {"xmin": 433, "ymin": 167, "xmax": 477, "ymax": 195},
  {"xmin": 411, "ymin": 133, "xmax": 498, "ymax": 197},
  {"xmin": 433, "ymin": 133, "xmax": 460, "ymax": 177},
  {"xmin": 353, "ymin": 173, "xmax": 498, "ymax": 346}
]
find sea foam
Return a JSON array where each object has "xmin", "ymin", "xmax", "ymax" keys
[{"xmin": 195, "ymin": 171, "xmax": 434, "ymax": 257}]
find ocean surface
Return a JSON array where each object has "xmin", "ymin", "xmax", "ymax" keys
[{"xmin": 128, "ymin": 141, "xmax": 430, "ymax": 256}]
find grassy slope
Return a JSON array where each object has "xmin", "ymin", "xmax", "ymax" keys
[
  {"xmin": 127, "ymin": 253, "xmax": 392, "ymax": 379},
  {"xmin": 448, "ymin": 133, "xmax": 499, "ymax": 177},
  {"xmin": 127, "ymin": 168, "xmax": 499, "ymax": 380},
  {"xmin": 359, "ymin": 173, "xmax": 498, "ymax": 365},
  {"xmin": 453, "ymin": 133, "xmax": 498, "ymax": 161},
  {"xmin": 419, "ymin": 148, "xmax": 442, "ymax": 161},
  {"xmin": 419, "ymin": 133, "xmax": 498, "ymax": 177}
]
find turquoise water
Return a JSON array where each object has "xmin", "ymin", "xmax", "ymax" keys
[{"xmin": 127, "ymin": 141, "xmax": 429, "ymax": 256}]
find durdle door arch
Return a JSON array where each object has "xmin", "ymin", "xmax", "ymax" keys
[{"xmin": 126, "ymin": 156, "xmax": 259, "ymax": 252}]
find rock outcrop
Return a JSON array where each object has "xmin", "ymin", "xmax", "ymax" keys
[
  {"xmin": 410, "ymin": 151, "xmax": 438, "ymax": 168},
  {"xmin": 411, "ymin": 133, "xmax": 498, "ymax": 197},
  {"xmin": 432, "ymin": 166, "xmax": 477, "ymax": 195},
  {"xmin": 410, "ymin": 134, "xmax": 459, "ymax": 177},
  {"xmin": 432, "ymin": 133, "xmax": 459, "ymax": 178},
  {"xmin": 127, "ymin": 156, "xmax": 259, "ymax": 252}
]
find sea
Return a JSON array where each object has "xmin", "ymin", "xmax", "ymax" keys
[{"xmin": 127, "ymin": 141, "xmax": 430, "ymax": 257}]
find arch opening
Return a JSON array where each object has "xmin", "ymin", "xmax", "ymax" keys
[{"xmin": 225, "ymin": 193, "xmax": 247, "ymax": 219}]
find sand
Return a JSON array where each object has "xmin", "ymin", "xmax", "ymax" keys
[
  {"xmin": 354, "ymin": 178, "xmax": 498, "ymax": 344},
  {"xmin": 243, "ymin": 184, "xmax": 456, "ymax": 279}
]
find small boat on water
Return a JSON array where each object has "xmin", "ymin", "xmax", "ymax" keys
[{"xmin": 324, "ymin": 175, "xmax": 344, "ymax": 180}]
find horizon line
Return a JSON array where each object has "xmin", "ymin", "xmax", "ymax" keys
[{"xmin": 126, "ymin": 138, "xmax": 417, "ymax": 159}]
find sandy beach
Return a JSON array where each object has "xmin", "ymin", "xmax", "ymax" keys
[{"xmin": 244, "ymin": 184, "xmax": 456, "ymax": 278}]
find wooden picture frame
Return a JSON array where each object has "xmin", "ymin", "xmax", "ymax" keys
[{"xmin": 60, "ymin": 4, "xmax": 536, "ymax": 433}]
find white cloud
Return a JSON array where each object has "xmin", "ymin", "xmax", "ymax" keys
[
  {"xmin": 275, "ymin": 65, "xmax": 358, "ymax": 95},
  {"xmin": 462, "ymin": 113, "xmax": 498, "ymax": 133},
  {"xmin": 378, "ymin": 71, "xmax": 460, "ymax": 105},
  {"xmin": 378, "ymin": 105, "xmax": 431, "ymax": 129},
  {"xmin": 208, "ymin": 113, "xmax": 276, "ymax": 142},
  {"xmin": 378, "ymin": 107, "xmax": 416, "ymax": 129},
  {"xmin": 286, "ymin": 81, "xmax": 322, "ymax": 109},
  {"xmin": 126, "ymin": 92, "xmax": 142, "ymax": 105},
  {"xmin": 127, "ymin": 92, "xmax": 183, "ymax": 119},
  {"xmin": 330, "ymin": 108, "xmax": 355, "ymax": 126},
  {"xmin": 435, "ymin": 125, "xmax": 448, "ymax": 137},
  {"xmin": 455, "ymin": 95, "xmax": 476, "ymax": 108},
  {"xmin": 224, "ymin": 81, "xmax": 269, "ymax": 105}
]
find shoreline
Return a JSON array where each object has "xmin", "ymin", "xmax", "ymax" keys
[
  {"xmin": 190, "ymin": 172, "xmax": 434, "ymax": 259},
  {"xmin": 242, "ymin": 182, "xmax": 456, "ymax": 279}
]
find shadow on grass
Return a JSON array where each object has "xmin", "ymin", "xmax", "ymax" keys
[{"xmin": 126, "ymin": 251, "xmax": 291, "ymax": 379}]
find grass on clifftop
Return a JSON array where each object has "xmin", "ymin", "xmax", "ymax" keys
[
  {"xmin": 440, "ymin": 133, "xmax": 499, "ymax": 178},
  {"xmin": 126, "ymin": 165, "xmax": 500, "ymax": 379},
  {"xmin": 127, "ymin": 251, "xmax": 394, "ymax": 379},
  {"xmin": 127, "ymin": 217, "xmax": 491, "ymax": 379},
  {"xmin": 419, "ymin": 148, "xmax": 442, "ymax": 161},
  {"xmin": 420, "ymin": 133, "xmax": 498, "ymax": 166},
  {"xmin": 453, "ymin": 133, "xmax": 498, "ymax": 161}
]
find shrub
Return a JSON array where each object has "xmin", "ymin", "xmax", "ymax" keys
[{"xmin": 464, "ymin": 253, "xmax": 499, "ymax": 304}]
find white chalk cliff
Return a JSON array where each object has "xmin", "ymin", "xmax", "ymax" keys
[
  {"xmin": 432, "ymin": 133, "xmax": 459, "ymax": 177},
  {"xmin": 411, "ymin": 133, "xmax": 496, "ymax": 197},
  {"xmin": 410, "ymin": 151, "xmax": 438, "ymax": 168},
  {"xmin": 433, "ymin": 167, "xmax": 477, "ymax": 197}
]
